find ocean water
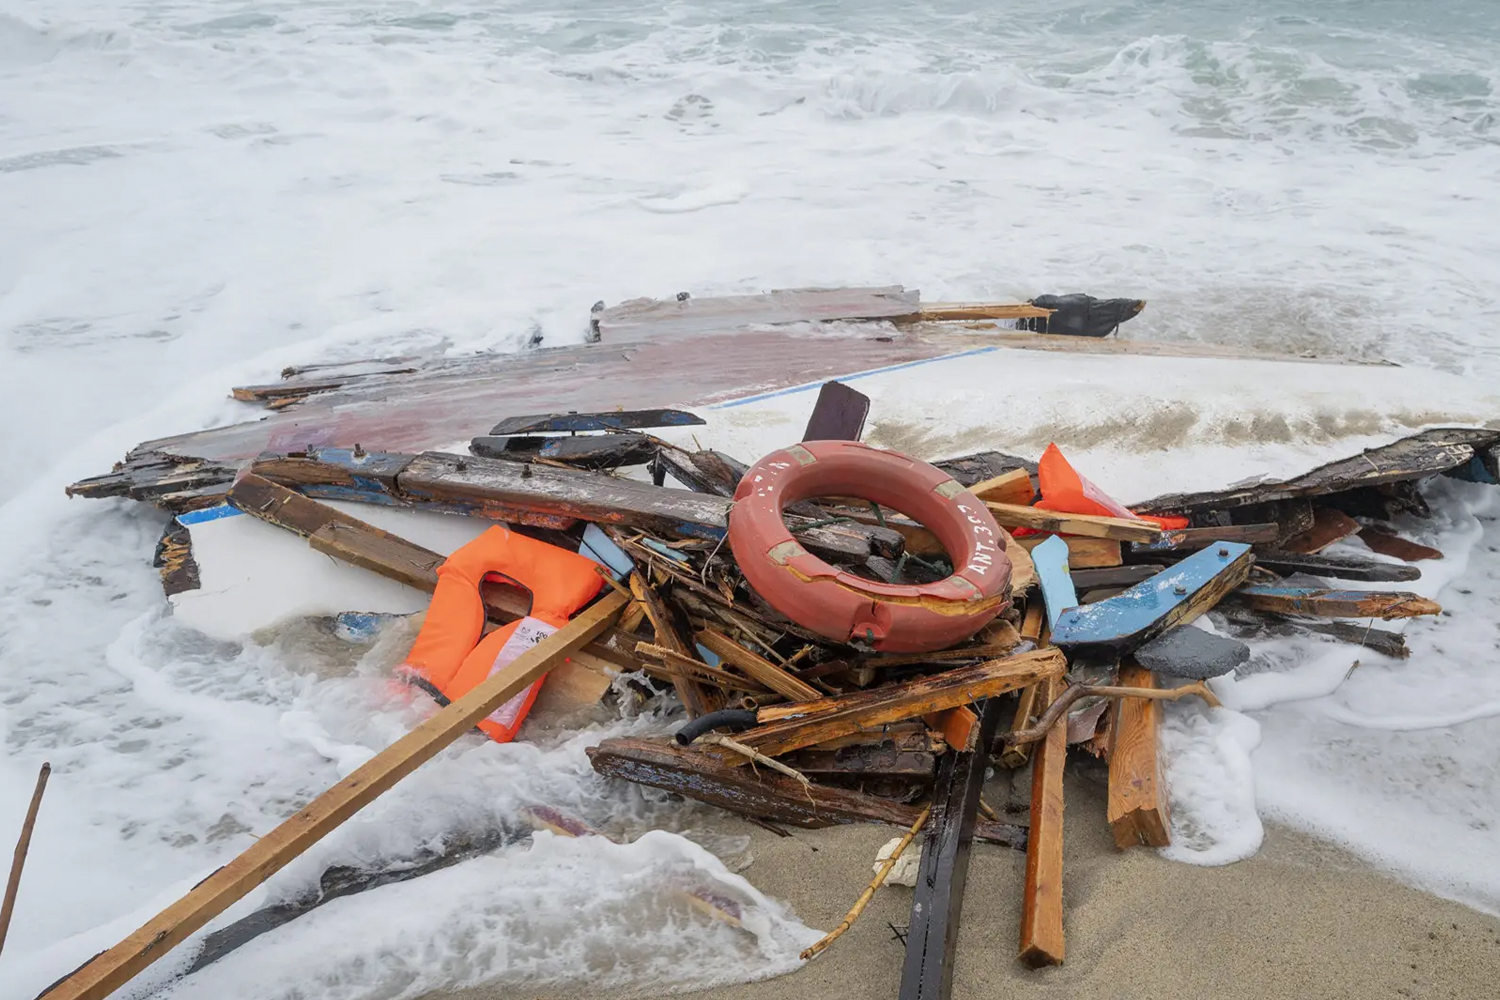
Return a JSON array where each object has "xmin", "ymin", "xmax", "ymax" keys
[{"xmin": 3, "ymin": 1, "xmax": 1500, "ymax": 996}]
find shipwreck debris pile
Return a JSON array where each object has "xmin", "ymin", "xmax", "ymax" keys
[{"xmin": 43, "ymin": 288, "xmax": 1500, "ymax": 999}]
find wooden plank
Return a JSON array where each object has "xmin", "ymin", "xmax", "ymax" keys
[
  {"xmin": 394, "ymin": 451, "xmax": 899, "ymax": 560},
  {"xmin": 1019, "ymin": 675, "xmax": 1066, "ymax": 968},
  {"xmin": 781, "ymin": 740, "xmax": 937, "ymax": 780},
  {"xmin": 968, "ymin": 468, "xmax": 1035, "ymax": 506},
  {"xmin": 1358, "ymin": 525, "xmax": 1444, "ymax": 562},
  {"xmin": 488, "ymin": 409, "xmax": 705, "ymax": 436},
  {"xmin": 1070, "ymin": 564, "xmax": 1166, "ymax": 590},
  {"xmin": 1049, "ymin": 543, "xmax": 1253, "ymax": 651},
  {"xmin": 153, "ymin": 522, "xmax": 200, "ymax": 597},
  {"xmin": 898, "ymin": 698, "xmax": 1006, "ymax": 1000},
  {"xmin": 654, "ymin": 445, "xmax": 742, "ymax": 497},
  {"xmin": 723, "ymin": 650, "xmax": 1066, "ymax": 762},
  {"xmin": 1139, "ymin": 428, "xmax": 1498, "ymax": 514},
  {"xmin": 1107, "ymin": 664, "xmax": 1171, "ymax": 848},
  {"xmin": 1128, "ymin": 522, "xmax": 1280, "ymax": 554},
  {"xmin": 694, "ymin": 630, "xmax": 822, "ymax": 703},
  {"xmin": 1280, "ymin": 507, "xmax": 1361, "ymax": 554},
  {"xmin": 1252, "ymin": 549, "xmax": 1421, "ymax": 583},
  {"xmin": 47, "ymin": 591, "xmax": 629, "ymax": 1000},
  {"xmin": 895, "ymin": 301, "xmax": 1053, "ymax": 323},
  {"xmin": 592, "ymin": 286, "xmax": 921, "ymax": 338},
  {"xmin": 587, "ymin": 737, "xmax": 1024, "ymax": 847},
  {"xmin": 802, "ymin": 381, "xmax": 870, "ymax": 442},
  {"xmin": 1234, "ymin": 586, "xmax": 1441, "ymax": 619},
  {"xmin": 630, "ymin": 574, "xmax": 722, "ymax": 718},
  {"xmin": 984, "ymin": 502, "xmax": 1162, "ymax": 543},
  {"xmin": 1018, "ymin": 533, "xmax": 1122, "ymax": 568},
  {"xmin": 468, "ymin": 433, "xmax": 656, "ymax": 470},
  {"xmin": 1003, "ymin": 530, "xmax": 1036, "ymax": 593}
]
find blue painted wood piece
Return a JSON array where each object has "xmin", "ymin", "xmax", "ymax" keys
[
  {"xmin": 579, "ymin": 523, "xmax": 636, "ymax": 580},
  {"xmin": 1049, "ymin": 541, "xmax": 1253, "ymax": 649},
  {"xmin": 1030, "ymin": 535, "xmax": 1078, "ymax": 629}
]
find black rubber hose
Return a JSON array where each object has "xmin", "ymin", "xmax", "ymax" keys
[{"xmin": 674, "ymin": 709, "xmax": 759, "ymax": 746}]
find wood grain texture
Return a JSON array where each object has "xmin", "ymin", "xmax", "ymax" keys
[
  {"xmin": 1107, "ymin": 664, "xmax": 1171, "ymax": 849},
  {"xmin": 726, "ymin": 650, "xmax": 1067, "ymax": 763},
  {"xmin": 968, "ymin": 468, "xmax": 1035, "ymax": 506},
  {"xmin": 695, "ymin": 629, "xmax": 822, "ymax": 703},
  {"xmin": 1358, "ymin": 525, "xmax": 1444, "ymax": 562},
  {"xmin": 46, "ymin": 592, "xmax": 628, "ymax": 1000},
  {"xmin": 1018, "ymin": 534, "xmax": 1122, "ymax": 569},
  {"xmin": 1019, "ymin": 675, "xmax": 1066, "ymax": 968},
  {"xmin": 1234, "ymin": 586, "xmax": 1442, "ymax": 619},
  {"xmin": 1281, "ymin": 507, "xmax": 1361, "ymax": 554},
  {"xmin": 630, "ymin": 574, "xmax": 722, "ymax": 718},
  {"xmin": 984, "ymin": 502, "xmax": 1163, "ymax": 543}
]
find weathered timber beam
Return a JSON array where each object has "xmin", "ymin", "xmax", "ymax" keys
[
  {"xmin": 1070, "ymin": 564, "xmax": 1166, "ymax": 589},
  {"xmin": 1252, "ymin": 549, "xmax": 1421, "ymax": 583},
  {"xmin": 489, "ymin": 409, "xmax": 705, "ymax": 436},
  {"xmin": 1048, "ymin": 543, "xmax": 1254, "ymax": 652},
  {"xmin": 1128, "ymin": 522, "xmax": 1280, "ymax": 553},
  {"xmin": 1107, "ymin": 664, "xmax": 1171, "ymax": 849},
  {"xmin": 1019, "ymin": 675, "xmax": 1066, "ymax": 968},
  {"xmin": 1139, "ymin": 427, "xmax": 1499, "ymax": 513},
  {"xmin": 46, "ymin": 591, "xmax": 629, "ymax": 1000},
  {"xmin": 587, "ymin": 737, "xmax": 1025, "ymax": 847},
  {"xmin": 893, "ymin": 301, "xmax": 1053, "ymax": 323},
  {"xmin": 781, "ymin": 741, "xmax": 937, "ymax": 780},
  {"xmin": 898, "ymin": 698, "xmax": 1006, "ymax": 1000},
  {"xmin": 984, "ymin": 502, "xmax": 1163, "ymax": 543},
  {"xmin": 967, "ymin": 468, "xmax": 1035, "ymax": 505},
  {"xmin": 1233, "ymin": 585, "xmax": 1441, "ymax": 619},
  {"xmin": 719, "ymin": 649, "xmax": 1066, "ymax": 763},
  {"xmin": 394, "ymin": 451, "xmax": 901, "ymax": 559},
  {"xmin": 469, "ymin": 433, "xmax": 656, "ymax": 470},
  {"xmin": 630, "ymin": 574, "xmax": 722, "ymax": 718},
  {"xmin": 1356, "ymin": 525, "xmax": 1443, "ymax": 563},
  {"xmin": 1017, "ymin": 533, "xmax": 1122, "ymax": 568}
]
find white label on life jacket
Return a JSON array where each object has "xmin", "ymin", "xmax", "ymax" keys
[{"xmin": 484, "ymin": 616, "xmax": 558, "ymax": 732}]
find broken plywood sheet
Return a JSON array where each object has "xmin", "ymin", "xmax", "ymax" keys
[{"xmin": 591, "ymin": 286, "xmax": 920, "ymax": 339}]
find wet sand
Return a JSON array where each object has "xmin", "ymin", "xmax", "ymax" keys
[{"xmin": 444, "ymin": 762, "xmax": 1500, "ymax": 1000}]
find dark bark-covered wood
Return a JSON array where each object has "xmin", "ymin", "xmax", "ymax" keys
[
  {"xmin": 587, "ymin": 737, "xmax": 1025, "ymax": 847},
  {"xmin": 724, "ymin": 650, "xmax": 1066, "ymax": 762},
  {"xmin": 1139, "ymin": 428, "xmax": 1499, "ymax": 514},
  {"xmin": 1252, "ymin": 549, "xmax": 1422, "ymax": 583},
  {"xmin": 469, "ymin": 433, "xmax": 656, "ymax": 469},
  {"xmin": 488, "ymin": 409, "xmax": 705, "ymax": 436},
  {"xmin": 898, "ymin": 698, "xmax": 1005, "ymax": 1000},
  {"xmin": 153, "ymin": 522, "xmax": 200, "ymax": 597}
]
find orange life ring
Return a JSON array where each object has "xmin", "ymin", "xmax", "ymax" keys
[
  {"xmin": 728, "ymin": 442, "xmax": 1012, "ymax": 653},
  {"xmin": 402, "ymin": 525, "xmax": 604, "ymax": 742}
]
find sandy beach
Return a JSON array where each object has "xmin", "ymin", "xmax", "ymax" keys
[{"xmin": 443, "ymin": 761, "xmax": 1500, "ymax": 1000}]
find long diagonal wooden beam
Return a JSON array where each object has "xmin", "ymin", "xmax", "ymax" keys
[{"xmin": 44, "ymin": 590, "xmax": 628, "ymax": 1000}]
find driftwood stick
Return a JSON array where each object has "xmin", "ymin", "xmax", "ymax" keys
[
  {"xmin": 699, "ymin": 735, "xmax": 813, "ymax": 790},
  {"xmin": 801, "ymin": 805, "xmax": 931, "ymax": 961},
  {"xmin": 1004, "ymin": 682, "xmax": 1220, "ymax": 747},
  {"xmin": 0, "ymin": 761, "xmax": 50, "ymax": 956}
]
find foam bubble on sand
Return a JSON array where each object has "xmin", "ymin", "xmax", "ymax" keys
[{"xmin": 1159, "ymin": 704, "xmax": 1264, "ymax": 866}]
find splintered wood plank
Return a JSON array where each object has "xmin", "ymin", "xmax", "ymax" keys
[
  {"xmin": 1049, "ymin": 543, "xmax": 1254, "ymax": 652},
  {"xmin": 1139, "ymin": 428, "xmax": 1498, "ymax": 514},
  {"xmin": 1281, "ymin": 507, "xmax": 1361, "ymax": 554},
  {"xmin": 1358, "ymin": 525, "xmax": 1444, "ymax": 562},
  {"xmin": 630, "ymin": 574, "xmax": 721, "ymax": 718},
  {"xmin": 1018, "ymin": 534, "xmax": 1122, "ymax": 568},
  {"xmin": 1003, "ymin": 530, "xmax": 1036, "ymax": 593},
  {"xmin": 1251, "ymin": 549, "xmax": 1421, "ymax": 583},
  {"xmin": 587, "ymin": 737, "xmax": 1025, "ymax": 847},
  {"xmin": 898, "ymin": 698, "xmax": 1006, "ymax": 1000},
  {"xmin": 1128, "ymin": 523, "xmax": 1280, "ymax": 553},
  {"xmin": 694, "ymin": 629, "xmax": 822, "ymax": 703},
  {"xmin": 984, "ymin": 503, "xmax": 1163, "ymax": 543},
  {"xmin": 1234, "ymin": 586, "xmax": 1441, "ymax": 619},
  {"xmin": 722, "ymin": 649, "xmax": 1066, "ymax": 763},
  {"xmin": 968, "ymin": 468, "xmax": 1035, "ymax": 506},
  {"xmin": 1107, "ymin": 664, "xmax": 1171, "ymax": 849},
  {"xmin": 1019, "ymin": 675, "xmax": 1066, "ymax": 968},
  {"xmin": 47, "ymin": 591, "xmax": 629, "ymax": 1000},
  {"xmin": 896, "ymin": 301, "xmax": 1053, "ymax": 323}
]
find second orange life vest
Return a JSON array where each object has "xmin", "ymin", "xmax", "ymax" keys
[{"xmin": 401, "ymin": 524, "xmax": 604, "ymax": 743}]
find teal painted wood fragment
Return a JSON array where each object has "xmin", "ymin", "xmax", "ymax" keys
[
  {"xmin": 1030, "ymin": 535, "xmax": 1078, "ymax": 629},
  {"xmin": 1049, "ymin": 542, "xmax": 1253, "ymax": 650}
]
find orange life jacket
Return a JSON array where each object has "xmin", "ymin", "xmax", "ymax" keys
[
  {"xmin": 402, "ymin": 525, "xmax": 604, "ymax": 743},
  {"xmin": 1033, "ymin": 443, "xmax": 1190, "ymax": 530}
]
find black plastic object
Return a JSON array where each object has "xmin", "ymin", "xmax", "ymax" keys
[
  {"xmin": 674, "ymin": 709, "xmax": 759, "ymax": 745},
  {"xmin": 1021, "ymin": 294, "xmax": 1146, "ymax": 338}
]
